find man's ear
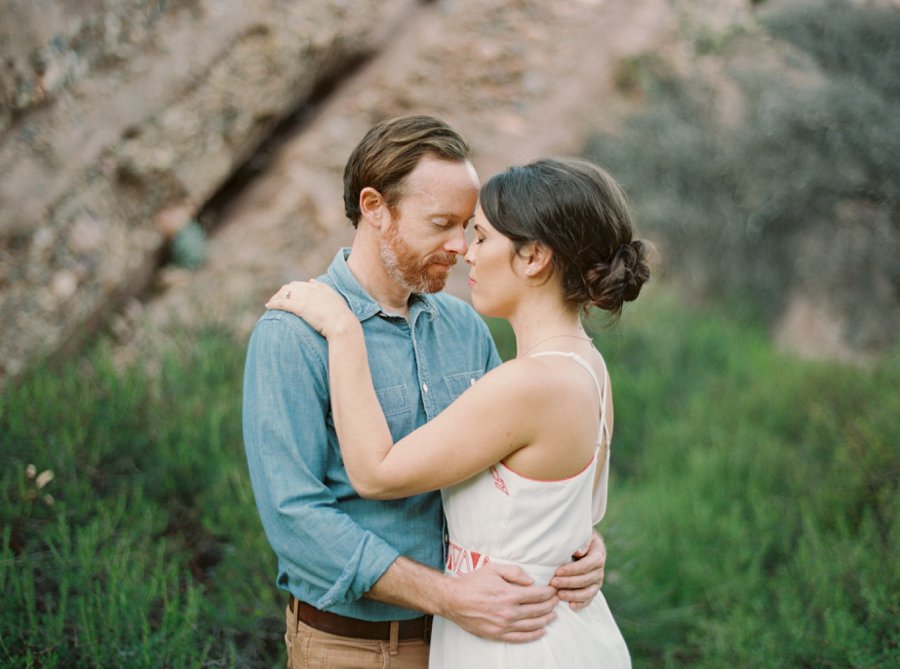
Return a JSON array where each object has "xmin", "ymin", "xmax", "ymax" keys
[
  {"xmin": 523, "ymin": 241, "xmax": 554, "ymax": 278},
  {"xmin": 359, "ymin": 187, "xmax": 387, "ymax": 229}
]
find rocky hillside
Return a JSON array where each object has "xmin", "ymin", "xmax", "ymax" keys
[
  {"xmin": 1, "ymin": 0, "xmax": 895, "ymax": 379},
  {"xmin": 0, "ymin": 0, "xmax": 417, "ymax": 378}
]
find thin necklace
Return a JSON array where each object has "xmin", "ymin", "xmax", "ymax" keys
[{"xmin": 520, "ymin": 334, "xmax": 593, "ymax": 357}]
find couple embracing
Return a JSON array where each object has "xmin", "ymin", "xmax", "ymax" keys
[{"xmin": 243, "ymin": 115, "xmax": 649, "ymax": 668}]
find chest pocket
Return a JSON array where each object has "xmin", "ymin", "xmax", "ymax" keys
[
  {"xmin": 326, "ymin": 383, "xmax": 410, "ymax": 427},
  {"xmin": 374, "ymin": 383, "xmax": 410, "ymax": 417},
  {"xmin": 327, "ymin": 383, "xmax": 412, "ymax": 465},
  {"xmin": 443, "ymin": 370, "xmax": 483, "ymax": 402}
]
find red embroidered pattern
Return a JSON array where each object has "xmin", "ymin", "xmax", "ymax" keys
[
  {"xmin": 489, "ymin": 465, "xmax": 510, "ymax": 495},
  {"xmin": 446, "ymin": 541, "xmax": 491, "ymax": 575}
]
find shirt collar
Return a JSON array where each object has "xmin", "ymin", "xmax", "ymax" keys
[{"xmin": 325, "ymin": 248, "xmax": 438, "ymax": 322}]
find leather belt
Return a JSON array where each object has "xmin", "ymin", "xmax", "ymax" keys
[{"xmin": 291, "ymin": 597, "xmax": 432, "ymax": 642}]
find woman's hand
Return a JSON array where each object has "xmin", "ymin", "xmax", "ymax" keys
[{"xmin": 266, "ymin": 280, "xmax": 358, "ymax": 338}]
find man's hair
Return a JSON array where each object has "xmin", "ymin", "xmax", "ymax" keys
[{"xmin": 343, "ymin": 115, "xmax": 470, "ymax": 227}]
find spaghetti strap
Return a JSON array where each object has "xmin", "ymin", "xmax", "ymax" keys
[{"xmin": 529, "ymin": 351, "xmax": 610, "ymax": 444}]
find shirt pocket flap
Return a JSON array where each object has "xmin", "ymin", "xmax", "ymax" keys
[
  {"xmin": 374, "ymin": 383, "xmax": 410, "ymax": 417},
  {"xmin": 443, "ymin": 370, "xmax": 483, "ymax": 401}
]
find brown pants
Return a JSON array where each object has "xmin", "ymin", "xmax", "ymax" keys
[{"xmin": 284, "ymin": 604, "xmax": 430, "ymax": 669}]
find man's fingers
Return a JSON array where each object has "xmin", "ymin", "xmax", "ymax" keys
[
  {"xmin": 570, "ymin": 540, "xmax": 591, "ymax": 558},
  {"xmin": 510, "ymin": 599, "xmax": 559, "ymax": 622},
  {"xmin": 490, "ymin": 610, "xmax": 556, "ymax": 641},
  {"xmin": 556, "ymin": 582, "xmax": 601, "ymax": 605},
  {"xmin": 489, "ymin": 563, "xmax": 535, "ymax": 587},
  {"xmin": 499, "ymin": 629, "xmax": 547, "ymax": 643},
  {"xmin": 451, "ymin": 564, "xmax": 564, "ymax": 642},
  {"xmin": 507, "ymin": 610, "xmax": 557, "ymax": 634},
  {"xmin": 516, "ymin": 584, "xmax": 559, "ymax": 606},
  {"xmin": 550, "ymin": 563, "xmax": 604, "ymax": 590},
  {"xmin": 562, "ymin": 531, "xmax": 606, "ymax": 568}
]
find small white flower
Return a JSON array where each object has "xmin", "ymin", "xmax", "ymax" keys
[
  {"xmin": 35, "ymin": 470, "xmax": 54, "ymax": 489},
  {"xmin": 25, "ymin": 464, "xmax": 37, "ymax": 479}
]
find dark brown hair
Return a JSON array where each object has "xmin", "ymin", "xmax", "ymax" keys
[
  {"xmin": 479, "ymin": 157, "xmax": 650, "ymax": 317},
  {"xmin": 343, "ymin": 115, "xmax": 471, "ymax": 227}
]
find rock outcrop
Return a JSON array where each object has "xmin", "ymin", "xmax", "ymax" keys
[{"xmin": 0, "ymin": 0, "xmax": 417, "ymax": 378}]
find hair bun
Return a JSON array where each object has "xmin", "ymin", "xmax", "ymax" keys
[{"xmin": 585, "ymin": 239, "xmax": 650, "ymax": 315}]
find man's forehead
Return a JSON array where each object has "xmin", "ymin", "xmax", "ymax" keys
[
  {"xmin": 406, "ymin": 156, "xmax": 479, "ymax": 186},
  {"xmin": 401, "ymin": 183, "xmax": 477, "ymax": 212}
]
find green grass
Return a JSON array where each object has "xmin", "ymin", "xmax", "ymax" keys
[
  {"xmin": 588, "ymin": 291, "xmax": 897, "ymax": 668},
  {"xmin": 2, "ymin": 291, "xmax": 897, "ymax": 667},
  {"xmin": 1, "ymin": 333, "xmax": 282, "ymax": 668}
]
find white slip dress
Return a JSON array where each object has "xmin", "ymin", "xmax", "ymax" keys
[{"xmin": 429, "ymin": 351, "xmax": 631, "ymax": 668}]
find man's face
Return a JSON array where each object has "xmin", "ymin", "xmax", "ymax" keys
[{"xmin": 379, "ymin": 156, "xmax": 480, "ymax": 294}]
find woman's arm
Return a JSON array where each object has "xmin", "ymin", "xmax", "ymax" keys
[{"xmin": 266, "ymin": 281, "xmax": 542, "ymax": 499}]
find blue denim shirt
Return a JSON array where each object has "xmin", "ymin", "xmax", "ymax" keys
[{"xmin": 243, "ymin": 249, "xmax": 501, "ymax": 621}]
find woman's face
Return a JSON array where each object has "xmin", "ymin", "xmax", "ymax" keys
[{"xmin": 464, "ymin": 205, "xmax": 522, "ymax": 318}]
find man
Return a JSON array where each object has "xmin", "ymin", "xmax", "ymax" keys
[{"xmin": 243, "ymin": 115, "xmax": 606, "ymax": 668}]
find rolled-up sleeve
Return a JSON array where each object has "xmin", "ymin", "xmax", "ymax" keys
[{"xmin": 242, "ymin": 313, "xmax": 400, "ymax": 608}]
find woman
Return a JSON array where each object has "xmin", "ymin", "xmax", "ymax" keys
[{"xmin": 266, "ymin": 157, "xmax": 649, "ymax": 668}]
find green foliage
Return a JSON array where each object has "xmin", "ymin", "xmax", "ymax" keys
[
  {"xmin": 3, "ymin": 292, "xmax": 896, "ymax": 666},
  {"xmin": 170, "ymin": 220, "xmax": 208, "ymax": 269},
  {"xmin": 0, "ymin": 332, "xmax": 282, "ymax": 668},
  {"xmin": 764, "ymin": 0, "xmax": 900, "ymax": 102},
  {"xmin": 589, "ymin": 291, "xmax": 899, "ymax": 668},
  {"xmin": 586, "ymin": 0, "xmax": 900, "ymax": 338}
]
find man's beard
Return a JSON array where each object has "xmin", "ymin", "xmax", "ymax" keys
[{"xmin": 380, "ymin": 224, "xmax": 456, "ymax": 294}]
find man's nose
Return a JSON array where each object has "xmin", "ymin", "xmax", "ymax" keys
[{"xmin": 445, "ymin": 227, "xmax": 468, "ymax": 256}]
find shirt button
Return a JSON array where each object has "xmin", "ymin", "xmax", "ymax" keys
[{"xmin": 423, "ymin": 383, "xmax": 429, "ymax": 394}]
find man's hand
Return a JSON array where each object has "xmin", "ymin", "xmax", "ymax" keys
[
  {"xmin": 550, "ymin": 531, "xmax": 606, "ymax": 611},
  {"xmin": 442, "ymin": 563, "xmax": 558, "ymax": 642}
]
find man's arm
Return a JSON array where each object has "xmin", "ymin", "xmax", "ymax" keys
[
  {"xmin": 243, "ymin": 314, "xmax": 400, "ymax": 608},
  {"xmin": 368, "ymin": 557, "xmax": 558, "ymax": 643}
]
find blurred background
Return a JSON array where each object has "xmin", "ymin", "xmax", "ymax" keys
[{"xmin": 1, "ymin": 0, "xmax": 897, "ymax": 666}]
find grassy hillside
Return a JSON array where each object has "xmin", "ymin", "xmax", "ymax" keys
[
  {"xmin": 3, "ymin": 290, "xmax": 896, "ymax": 667},
  {"xmin": 590, "ymin": 293, "xmax": 898, "ymax": 667},
  {"xmin": 1, "ymin": 333, "xmax": 282, "ymax": 667}
]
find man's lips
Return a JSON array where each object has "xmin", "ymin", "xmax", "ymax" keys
[{"xmin": 467, "ymin": 274, "xmax": 477, "ymax": 287}]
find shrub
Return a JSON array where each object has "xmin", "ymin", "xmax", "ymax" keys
[{"xmin": 585, "ymin": 0, "xmax": 900, "ymax": 347}]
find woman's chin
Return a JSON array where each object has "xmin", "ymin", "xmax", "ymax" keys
[{"xmin": 469, "ymin": 293, "xmax": 496, "ymax": 318}]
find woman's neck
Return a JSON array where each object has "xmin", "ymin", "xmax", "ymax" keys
[{"xmin": 508, "ymin": 296, "xmax": 587, "ymax": 358}]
